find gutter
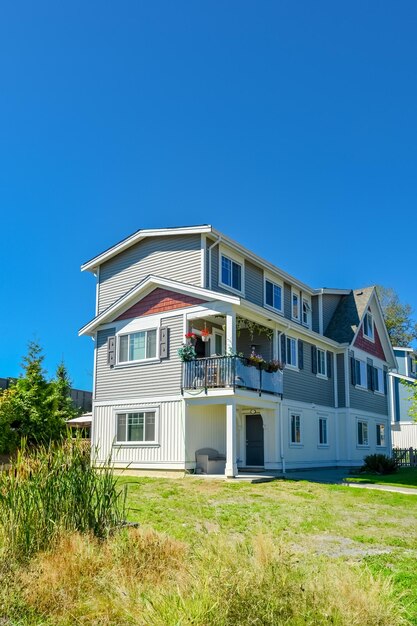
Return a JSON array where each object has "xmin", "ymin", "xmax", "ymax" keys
[{"xmin": 207, "ymin": 235, "xmax": 222, "ymax": 290}]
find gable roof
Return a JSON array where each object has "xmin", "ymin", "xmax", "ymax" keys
[
  {"xmin": 325, "ymin": 287, "xmax": 374, "ymax": 344},
  {"xmin": 78, "ymin": 275, "xmax": 240, "ymax": 336}
]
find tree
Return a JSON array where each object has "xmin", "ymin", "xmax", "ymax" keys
[
  {"xmin": 0, "ymin": 342, "xmax": 73, "ymax": 453},
  {"xmin": 401, "ymin": 379, "xmax": 417, "ymax": 422},
  {"xmin": 376, "ymin": 286, "xmax": 417, "ymax": 347}
]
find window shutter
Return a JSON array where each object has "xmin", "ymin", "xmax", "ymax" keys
[
  {"xmin": 159, "ymin": 327, "xmax": 169, "ymax": 359},
  {"xmin": 311, "ymin": 346, "xmax": 317, "ymax": 374},
  {"xmin": 298, "ymin": 340, "xmax": 304, "ymax": 370},
  {"xmin": 280, "ymin": 333, "xmax": 286, "ymax": 364},
  {"xmin": 326, "ymin": 352, "xmax": 332, "ymax": 378},
  {"xmin": 350, "ymin": 356, "xmax": 356, "ymax": 386},
  {"xmin": 367, "ymin": 364, "xmax": 373, "ymax": 391},
  {"xmin": 383, "ymin": 366, "xmax": 388, "ymax": 395},
  {"xmin": 107, "ymin": 336, "xmax": 116, "ymax": 367}
]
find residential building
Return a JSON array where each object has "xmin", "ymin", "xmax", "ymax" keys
[
  {"xmin": 390, "ymin": 347, "xmax": 417, "ymax": 448},
  {"xmin": 79, "ymin": 225, "xmax": 396, "ymax": 476}
]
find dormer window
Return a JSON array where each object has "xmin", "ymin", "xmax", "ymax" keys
[{"xmin": 363, "ymin": 311, "xmax": 374, "ymax": 341}]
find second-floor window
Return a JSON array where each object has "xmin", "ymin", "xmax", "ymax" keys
[
  {"xmin": 363, "ymin": 312, "xmax": 374, "ymax": 341},
  {"xmin": 374, "ymin": 366, "xmax": 384, "ymax": 393},
  {"xmin": 292, "ymin": 291, "xmax": 300, "ymax": 320},
  {"xmin": 317, "ymin": 348, "xmax": 327, "ymax": 377},
  {"xmin": 302, "ymin": 298, "xmax": 311, "ymax": 327},
  {"xmin": 119, "ymin": 329, "xmax": 157, "ymax": 363},
  {"xmin": 354, "ymin": 358, "xmax": 367, "ymax": 388},
  {"xmin": 221, "ymin": 255, "xmax": 242, "ymax": 292},
  {"xmin": 286, "ymin": 337, "xmax": 298, "ymax": 368},
  {"xmin": 265, "ymin": 279, "xmax": 282, "ymax": 312}
]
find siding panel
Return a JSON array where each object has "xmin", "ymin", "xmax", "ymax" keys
[
  {"xmin": 283, "ymin": 341, "xmax": 335, "ymax": 407},
  {"xmin": 98, "ymin": 235, "xmax": 201, "ymax": 313},
  {"xmin": 350, "ymin": 382, "xmax": 388, "ymax": 415},
  {"xmin": 337, "ymin": 353, "xmax": 346, "ymax": 408},
  {"xmin": 245, "ymin": 261, "xmax": 263, "ymax": 306}
]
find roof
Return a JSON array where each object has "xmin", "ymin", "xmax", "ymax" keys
[
  {"xmin": 67, "ymin": 413, "xmax": 92, "ymax": 425},
  {"xmin": 324, "ymin": 287, "xmax": 374, "ymax": 343}
]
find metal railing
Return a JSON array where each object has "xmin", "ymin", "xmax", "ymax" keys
[{"xmin": 182, "ymin": 356, "xmax": 283, "ymax": 396}]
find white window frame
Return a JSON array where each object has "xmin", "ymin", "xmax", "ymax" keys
[
  {"xmin": 374, "ymin": 366, "xmax": 384, "ymax": 395},
  {"xmin": 117, "ymin": 327, "xmax": 159, "ymax": 365},
  {"xmin": 291, "ymin": 288, "xmax": 300, "ymax": 321},
  {"xmin": 316, "ymin": 348, "xmax": 327, "ymax": 379},
  {"xmin": 264, "ymin": 273, "xmax": 283, "ymax": 314},
  {"xmin": 289, "ymin": 412, "xmax": 302, "ymax": 446},
  {"xmin": 302, "ymin": 296, "xmax": 311, "ymax": 328},
  {"xmin": 355, "ymin": 358, "xmax": 367, "ymax": 389},
  {"xmin": 318, "ymin": 415, "xmax": 328, "ymax": 447},
  {"xmin": 363, "ymin": 311, "xmax": 374, "ymax": 342},
  {"xmin": 211, "ymin": 329, "xmax": 225, "ymax": 356},
  {"xmin": 219, "ymin": 246, "xmax": 244, "ymax": 295},
  {"xmin": 286, "ymin": 336, "xmax": 298, "ymax": 369},
  {"xmin": 357, "ymin": 420, "xmax": 369, "ymax": 447},
  {"xmin": 115, "ymin": 407, "xmax": 159, "ymax": 446},
  {"xmin": 376, "ymin": 423, "xmax": 386, "ymax": 447}
]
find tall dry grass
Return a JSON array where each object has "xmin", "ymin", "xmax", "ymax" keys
[
  {"xmin": 8, "ymin": 530, "xmax": 409, "ymax": 626},
  {"xmin": 0, "ymin": 437, "xmax": 126, "ymax": 561}
]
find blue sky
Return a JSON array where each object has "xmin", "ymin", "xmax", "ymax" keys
[{"xmin": 0, "ymin": 1, "xmax": 416, "ymax": 390}]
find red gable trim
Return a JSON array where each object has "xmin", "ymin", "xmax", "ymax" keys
[
  {"xmin": 354, "ymin": 324, "xmax": 386, "ymax": 361},
  {"xmin": 116, "ymin": 288, "xmax": 206, "ymax": 321}
]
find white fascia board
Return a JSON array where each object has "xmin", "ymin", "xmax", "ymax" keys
[
  {"xmin": 81, "ymin": 225, "xmax": 213, "ymax": 273},
  {"xmin": 390, "ymin": 372, "xmax": 417, "ymax": 383},
  {"xmin": 314, "ymin": 288, "xmax": 351, "ymax": 295},
  {"xmin": 393, "ymin": 346, "xmax": 416, "ymax": 353},
  {"xmin": 78, "ymin": 275, "xmax": 240, "ymax": 336},
  {"xmin": 211, "ymin": 228, "xmax": 316, "ymax": 296},
  {"xmin": 237, "ymin": 299, "xmax": 346, "ymax": 350}
]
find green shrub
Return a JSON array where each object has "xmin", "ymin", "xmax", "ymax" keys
[
  {"xmin": 362, "ymin": 454, "xmax": 398, "ymax": 475},
  {"xmin": 0, "ymin": 436, "xmax": 127, "ymax": 561}
]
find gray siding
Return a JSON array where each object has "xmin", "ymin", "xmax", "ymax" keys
[
  {"xmin": 311, "ymin": 296, "xmax": 319, "ymax": 333},
  {"xmin": 322, "ymin": 295, "xmax": 342, "ymax": 334},
  {"xmin": 98, "ymin": 235, "xmax": 202, "ymax": 313},
  {"xmin": 350, "ymin": 383, "xmax": 388, "ymax": 415},
  {"xmin": 337, "ymin": 353, "xmax": 346, "ymax": 408},
  {"xmin": 245, "ymin": 261, "xmax": 263, "ymax": 306},
  {"xmin": 284, "ymin": 283, "xmax": 292, "ymax": 319},
  {"xmin": 95, "ymin": 315, "xmax": 183, "ymax": 401},
  {"xmin": 283, "ymin": 340, "xmax": 335, "ymax": 407}
]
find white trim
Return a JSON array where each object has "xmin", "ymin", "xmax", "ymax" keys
[
  {"xmin": 318, "ymin": 294, "xmax": 324, "ymax": 335},
  {"xmin": 286, "ymin": 336, "xmax": 298, "ymax": 369},
  {"xmin": 389, "ymin": 371, "xmax": 417, "ymax": 383},
  {"xmin": 362, "ymin": 311, "xmax": 375, "ymax": 343},
  {"xmin": 317, "ymin": 414, "xmax": 329, "ymax": 447},
  {"xmin": 356, "ymin": 418, "xmax": 369, "ymax": 448},
  {"xmin": 333, "ymin": 352, "xmax": 338, "ymax": 408},
  {"xmin": 114, "ymin": 406, "xmax": 160, "ymax": 446},
  {"xmin": 116, "ymin": 326, "xmax": 159, "ymax": 365},
  {"xmin": 289, "ymin": 410, "xmax": 303, "ymax": 446},
  {"xmin": 302, "ymin": 294, "xmax": 312, "ymax": 329},
  {"xmin": 94, "ymin": 395, "xmax": 183, "ymax": 406},
  {"xmin": 316, "ymin": 347, "xmax": 327, "ymax": 378}
]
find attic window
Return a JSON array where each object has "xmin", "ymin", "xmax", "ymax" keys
[{"xmin": 363, "ymin": 312, "xmax": 374, "ymax": 341}]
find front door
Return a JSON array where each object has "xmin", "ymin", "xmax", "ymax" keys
[{"xmin": 246, "ymin": 414, "xmax": 264, "ymax": 467}]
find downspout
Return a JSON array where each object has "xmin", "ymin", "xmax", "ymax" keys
[{"xmin": 208, "ymin": 235, "xmax": 222, "ymax": 290}]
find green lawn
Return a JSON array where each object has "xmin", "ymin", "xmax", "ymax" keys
[
  {"xmin": 119, "ymin": 475, "xmax": 417, "ymax": 624},
  {"xmin": 346, "ymin": 467, "xmax": 417, "ymax": 488}
]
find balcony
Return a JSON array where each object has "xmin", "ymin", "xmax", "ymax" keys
[{"xmin": 182, "ymin": 356, "xmax": 283, "ymax": 397}]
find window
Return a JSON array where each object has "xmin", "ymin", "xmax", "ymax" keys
[
  {"xmin": 116, "ymin": 411, "xmax": 156, "ymax": 443},
  {"xmin": 357, "ymin": 420, "xmax": 369, "ymax": 446},
  {"xmin": 376, "ymin": 423, "xmax": 386, "ymax": 447},
  {"xmin": 265, "ymin": 279, "xmax": 282, "ymax": 312},
  {"xmin": 410, "ymin": 358, "xmax": 416, "ymax": 375},
  {"xmin": 302, "ymin": 298, "xmax": 311, "ymax": 326},
  {"xmin": 290, "ymin": 413, "xmax": 301, "ymax": 444},
  {"xmin": 286, "ymin": 337, "xmax": 298, "ymax": 368},
  {"xmin": 374, "ymin": 366, "xmax": 384, "ymax": 393},
  {"xmin": 355, "ymin": 359, "xmax": 367, "ymax": 388},
  {"xmin": 221, "ymin": 254, "xmax": 242, "ymax": 292},
  {"xmin": 318, "ymin": 417, "xmax": 328, "ymax": 445},
  {"xmin": 317, "ymin": 348, "xmax": 327, "ymax": 377},
  {"xmin": 292, "ymin": 291, "xmax": 300, "ymax": 320},
  {"xmin": 119, "ymin": 329, "xmax": 157, "ymax": 363},
  {"xmin": 363, "ymin": 312, "xmax": 374, "ymax": 341}
]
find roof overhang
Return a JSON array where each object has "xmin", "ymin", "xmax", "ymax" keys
[{"xmin": 78, "ymin": 275, "xmax": 240, "ymax": 336}]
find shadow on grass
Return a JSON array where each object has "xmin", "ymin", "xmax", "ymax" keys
[{"xmin": 346, "ymin": 467, "xmax": 417, "ymax": 489}]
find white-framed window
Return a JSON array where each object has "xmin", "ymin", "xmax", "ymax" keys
[
  {"xmin": 374, "ymin": 366, "xmax": 384, "ymax": 394},
  {"xmin": 302, "ymin": 298, "xmax": 311, "ymax": 327},
  {"xmin": 220, "ymin": 251, "xmax": 243, "ymax": 293},
  {"xmin": 292, "ymin": 290, "xmax": 300, "ymax": 321},
  {"xmin": 286, "ymin": 337, "xmax": 298, "ymax": 368},
  {"xmin": 290, "ymin": 413, "xmax": 302, "ymax": 445},
  {"xmin": 264, "ymin": 278, "xmax": 283, "ymax": 313},
  {"xmin": 363, "ymin": 311, "xmax": 374, "ymax": 341},
  {"xmin": 318, "ymin": 416, "xmax": 328, "ymax": 446},
  {"xmin": 116, "ymin": 410, "xmax": 157, "ymax": 444},
  {"xmin": 355, "ymin": 359, "xmax": 367, "ymax": 388},
  {"xmin": 357, "ymin": 420, "xmax": 369, "ymax": 446},
  {"xmin": 118, "ymin": 329, "xmax": 158, "ymax": 363},
  {"xmin": 376, "ymin": 423, "xmax": 386, "ymax": 447},
  {"xmin": 317, "ymin": 348, "xmax": 327, "ymax": 377}
]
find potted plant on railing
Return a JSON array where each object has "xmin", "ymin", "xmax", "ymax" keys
[
  {"xmin": 178, "ymin": 344, "xmax": 197, "ymax": 362},
  {"xmin": 264, "ymin": 359, "xmax": 284, "ymax": 373},
  {"xmin": 184, "ymin": 332, "xmax": 197, "ymax": 346},
  {"xmin": 247, "ymin": 353, "xmax": 266, "ymax": 368},
  {"xmin": 201, "ymin": 328, "xmax": 211, "ymax": 342}
]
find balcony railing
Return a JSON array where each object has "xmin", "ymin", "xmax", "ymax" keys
[{"xmin": 182, "ymin": 356, "xmax": 283, "ymax": 397}]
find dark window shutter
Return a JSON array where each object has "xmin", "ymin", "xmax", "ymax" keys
[
  {"xmin": 367, "ymin": 364, "xmax": 373, "ymax": 391},
  {"xmin": 160, "ymin": 327, "xmax": 170, "ymax": 359},
  {"xmin": 350, "ymin": 356, "xmax": 356, "ymax": 386},
  {"xmin": 107, "ymin": 336, "xmax": 116, "ymax": 367},
  {"xmin": 383, "ymin": 366, "xmax": 388, "ymax": 395},
  {"xmin": 280, "ymin": 333, "xmax": 286, "ymax": 364},
  {"xmin": 311, "ymin": 346, "xmax": 317, "ymax": 374},
  {"xmin": 326, "ymin": 352, "xmax": 332, "ymax": 378},
  {"xmin": 265, "ymin": 280, "xmax": 273, "ymax": 306},
  {"xmin": 298, "ymin": 340, "xmax": 304, "ymax": 370}
]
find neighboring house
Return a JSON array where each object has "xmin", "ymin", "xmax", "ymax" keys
[
  {"xmin": 390, "ymin": 347, "xmax": 417, "ymax": 448},
  {"xmin": 79, "ymin": 225, "xmax": 397, "ymax": 476}
]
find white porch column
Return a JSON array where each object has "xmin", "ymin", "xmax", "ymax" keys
[
  {"xmin": 225, "ymin": 401, "xmax": 237, "ymax": 477},
  {"xmin": 225, "ymin": 311, "xmax": 236, "ymax": 353}
]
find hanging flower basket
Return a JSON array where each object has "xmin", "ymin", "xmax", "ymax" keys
[{"xmin": 201, "ymin": 328, "xmax": 211, "ymax": 342}]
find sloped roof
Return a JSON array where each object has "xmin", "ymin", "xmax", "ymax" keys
[{"xmin": 324, "ymin": 287, "xmax": 374, "ymax": 343}]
